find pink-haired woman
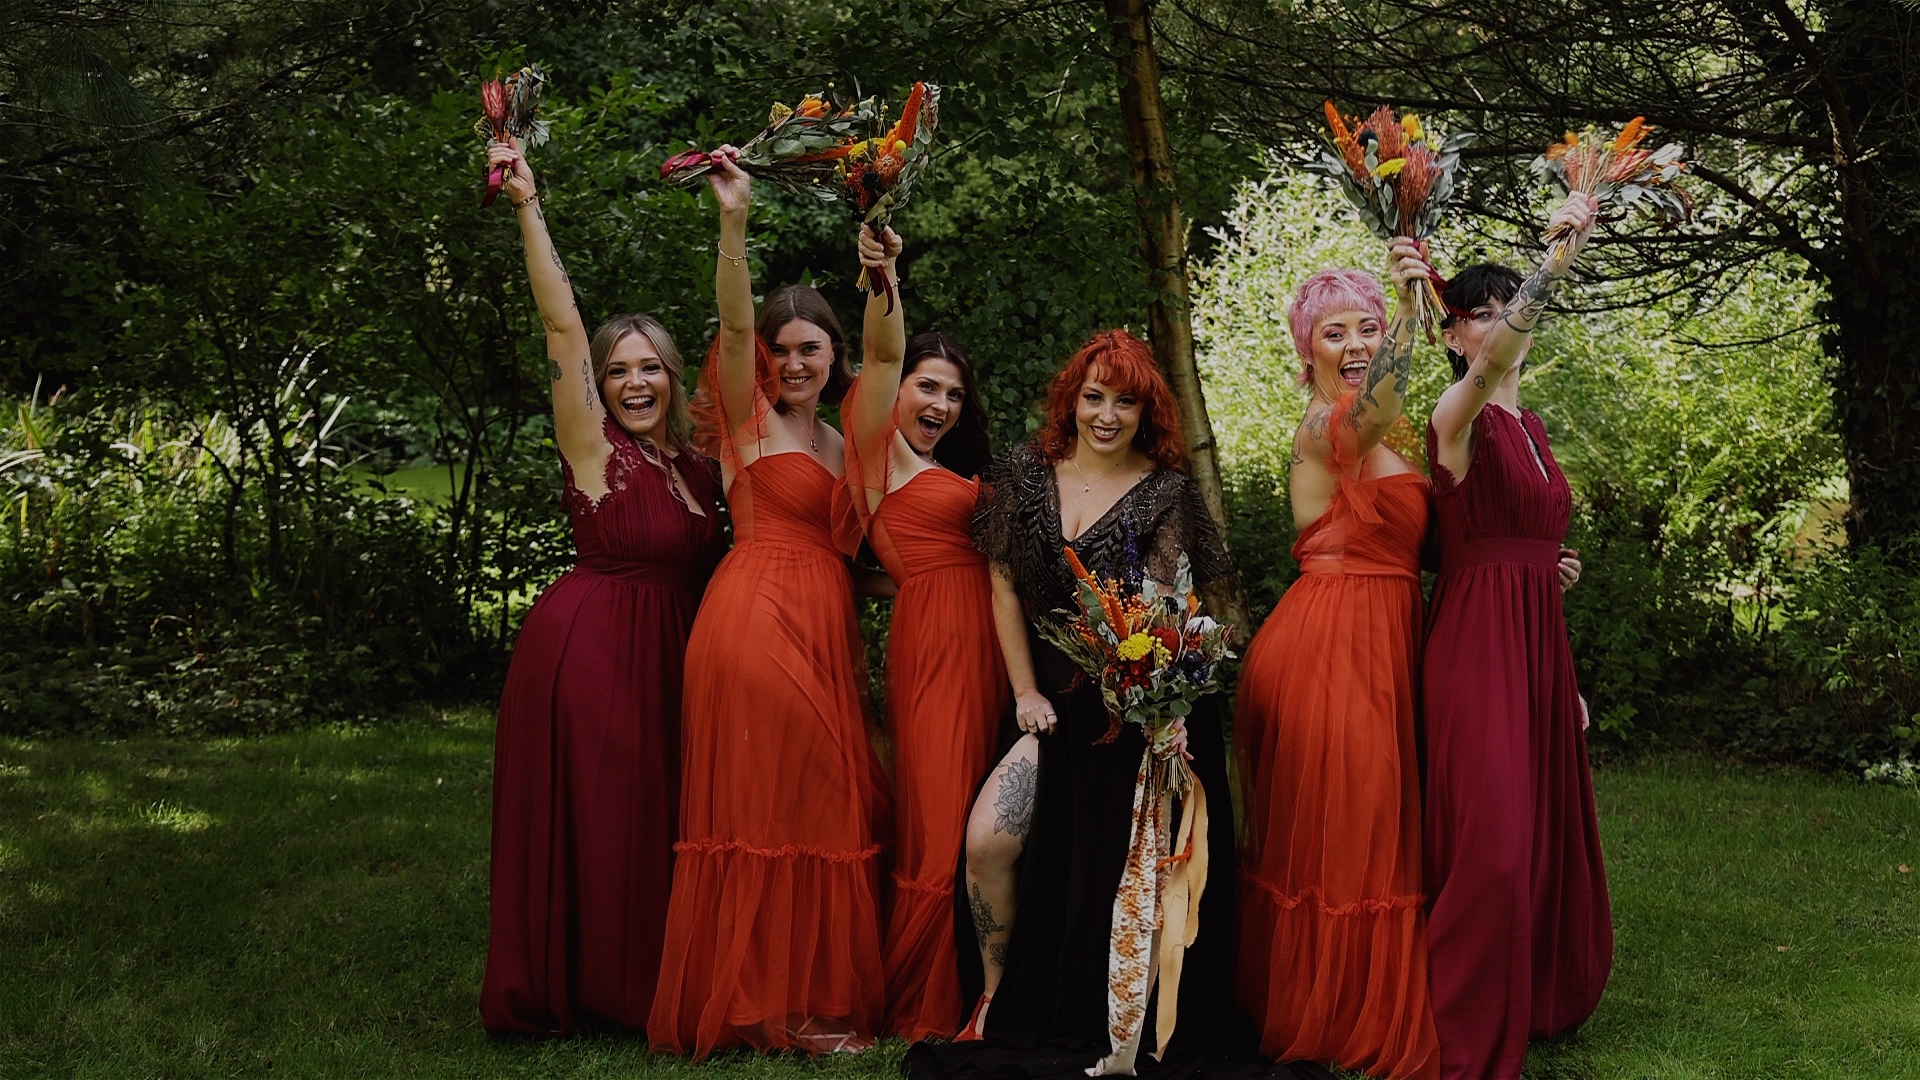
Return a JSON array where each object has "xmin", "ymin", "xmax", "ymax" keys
[{"xmin": 1234, "ymin": 245, "xmax": 1443, "ymax": 1078}]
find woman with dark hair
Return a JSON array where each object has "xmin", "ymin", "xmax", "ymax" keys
[
  {"xmin": 479, "ymin": 139, "xmax": 726, "ymax": 1035},
  {"xmin": 1234, "ymin": 248, "xmax": 1441, "ymax": 1079},
  {"xmin": 648, "ymin": 150, "xmax": 891, "ymax": 1057},
  {"xmin": 905, "ymin": 330, "xmax": 1267, "ymax": 1079},
  {"xmin": 838, "ymin": 230, "xmax": 1006, "ymax": 1040},
  {"xmin": 1422, "ymin": 193, "xmax": 1613, "ymax": 1078}
]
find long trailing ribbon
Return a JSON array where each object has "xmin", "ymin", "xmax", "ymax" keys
[{"xmin": 1086, "ymin": 749, "xmax": 1208, "ymax": 1077}]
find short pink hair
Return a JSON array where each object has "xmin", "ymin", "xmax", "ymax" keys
[{"xmin": 1287, "ymin": 269, "xmax": 1386, "ymax": 382}]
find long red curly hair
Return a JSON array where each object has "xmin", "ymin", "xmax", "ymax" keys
[{"xmin": 1037, "ymin": 329, "xmax": 1189, "ymax": 473}]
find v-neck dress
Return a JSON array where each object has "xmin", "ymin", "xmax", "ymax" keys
[
  {"xmin": 904, "ymin": 442, "xmax": 1266, "ymax": 1079},
  {"xmin": 482, "ymin": 414, "xmax": 726, "ymax": 1035},
  {"xmin": 1421, "ymin": 405, "xmax": 1613, "ymax": 1079}
]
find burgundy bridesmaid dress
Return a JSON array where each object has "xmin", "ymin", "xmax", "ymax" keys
[
  {"xmin": 481, "ymin": 414, "xmax": 726, "ymax": 1035},
  {"xmin": 1421, "ymin": 405, "xmax": 1612, "ymax": 1078}
]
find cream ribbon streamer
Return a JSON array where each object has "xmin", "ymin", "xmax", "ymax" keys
[{"xmin": 1086, "ymin": 750, "xmax": 1208, "ymax": 1077}]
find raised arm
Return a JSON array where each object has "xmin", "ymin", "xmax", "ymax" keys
[
  {"xmin": 489, "ymin": 140, "xmax": 602, "ymax": 468},
  {"xmin": 1430, "ymin": 192, "xmax": 1599, "ymax": 448},
  {"xmin": 846, "ymin": 227, "xmax": 907, "ymax": 446},
  {"xmin": 707, "ymin": 151, "xmax": 759, "ymax": 443},
  {"xmin": 1343, "ymin": 237, "xmax": 1430, "ymax": 448}
]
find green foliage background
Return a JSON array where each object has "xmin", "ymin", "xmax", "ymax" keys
[{"xmin": 3, "ymin": 0, "xmax": 1916, "ymax": 771}]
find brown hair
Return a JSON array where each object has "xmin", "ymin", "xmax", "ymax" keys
[
  {"xmin": 755, "ymin": 285, "xmax": 854, "ymax": 408},
  {"xmin": 590, "ymin": 313, "xmax": 692, "ymax": 450},
  {"xmin": 903, "ymin": 331, "xmax": 993, "ymax": 480}
]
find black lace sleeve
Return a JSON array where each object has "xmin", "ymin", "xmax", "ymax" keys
[
  {"xmin": 1144, "ymin": 472, "xmax": 1236, "ymax": 590},
  {"xmin": 973, "ymin": 444, "xmax": 1030, "ymax": 580}
]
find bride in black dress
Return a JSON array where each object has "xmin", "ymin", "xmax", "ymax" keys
[{"xmin": 908, "ymin": 330, "xmax": 1327, "ymax": 1080}]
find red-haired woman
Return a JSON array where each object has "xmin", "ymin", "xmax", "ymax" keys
[
  {"xmin": 905, "ymin": 330, "xmax": 1242, "ymax": 1078},
  {"xmin": 1234, "ymin": 247, "xmax": 1441, "ymax": 1079},
  {"xmin": 838, "ymin": 230, "xmax": 1008, "ymax": 1041},
  {"xmin": 479, "ymin": 140, "xmax": 726, "ymax": 1034},
  {"xmin": 647, "ymin": 151, "xmax": 892, "ymax": 1057}
]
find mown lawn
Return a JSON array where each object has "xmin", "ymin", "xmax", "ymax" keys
[{"xmin": 1, "ymin": 708, "xmax": 1914, "ymax": 1078}]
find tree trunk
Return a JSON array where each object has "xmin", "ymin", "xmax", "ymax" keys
[
  {"xmin": 1104, "ymin": 0, "xmax": 1250, "ymax": 632},
  {"xmin": 1822, "ymin": 0, "xmax": 1920, "ymax": 557},
  {"xmin": 1829, "ymin": 246, "xmax": 1920, "ymax": 555}
]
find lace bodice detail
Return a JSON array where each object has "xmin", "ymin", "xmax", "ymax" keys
[
  {"xmin": 557, "ymin": 415, "xmax": 726, "ymax": 579},
  {"xmin": 974, "ymin": 442, "xmax": 1234, "ymax": 620}
]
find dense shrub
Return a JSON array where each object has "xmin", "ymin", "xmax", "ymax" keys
[
  {"xmin": 1193, "ymin": 164, "xmax": 1920, "ymax": 770},
  {"xmin": 0, "ymin": 384, "xmax": 568, "ymax": 735}
]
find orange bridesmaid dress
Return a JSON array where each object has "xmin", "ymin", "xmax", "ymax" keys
[
  {"xmin": 839, "ymin": 375, "xmax": 1008, "ymax": 1041},
  {"xmin": 1235, "ymin": 396, "xmax": 1439, "ymax": 1079},
  {"xmin": 648, "ymin": 343, "xmax": 892, "ymax": 1059}
]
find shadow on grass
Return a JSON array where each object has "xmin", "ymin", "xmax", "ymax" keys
[{"xmin": 1, "ymin": 716, "xmax": 1915, "ymax": 1077}]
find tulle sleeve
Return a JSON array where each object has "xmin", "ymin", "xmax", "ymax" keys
[
  {"xmin": 690, "ymin": 334, "xmax": 779, "ymax": 481},
  {"xmin": 833, "ymin": 371, "xmax": 896, "ymax": 555},
  {"xmin": 1326, "ymin": 389, "xmax": 1384, "ymax": 526}
]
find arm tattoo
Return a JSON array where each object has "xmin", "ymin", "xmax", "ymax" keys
[
  {"xmin": 969, "ymin": 882, "xmax": 1008, "ymax": 955},
  {"xmin": 1355, "ymin": 315, "xmax": 1415, "ymax": 419},
  {"xmin": 992, "ymin": 758, "xmax": 1038, "ymax": 837},
  {"xmin": 1290, "ymin": 444, "xmax": 1306, "ymax": 466},
  {"xmin": 1474, "ymin": 374, "xmax": 1487, "ymax": 389},
  {"xmin": 580, "ymin": 358, "xmax": 595, "ymax": 408},
  {"xmin": 1499, "ymin": 262, "xmax": 1562, "ymax": 334},
  {"xmin": 549, "ymin": 359, "xmax": 563, "ymax": 382},
  {"xmin": 1303, "ymin": 407, "xmax": 1330, "ymax": 443},
  {"xmin": 549, "ymin": 248, "xmax": 569, "ymax": 285}
]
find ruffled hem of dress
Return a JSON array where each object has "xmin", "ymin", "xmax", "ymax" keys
[
  {"xmin": 883, "ymin": 873, "xmax": 966, "ymax": 1041},
  {"xmin": 1237, "ymin": 878, "xmax": 1440, "ymax": 1080},
  {"xmin": 674, "ymin": 837, "xmax": 883, "ymax": 864},
  {"xmin": 1242, "ymin": 875, "xmax": 1425, "ymax": 916},
  {"xmin": 648, "ymin": 840, "xmax": 887, "ymax": 1059}
]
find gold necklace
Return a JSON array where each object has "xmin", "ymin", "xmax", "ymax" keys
[{"xmin": 1070, "ymin": 453, "xmax": 1128, "ymax": 494}]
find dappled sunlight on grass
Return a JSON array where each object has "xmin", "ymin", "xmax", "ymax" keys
[{"xmin": 0, "ymin": 715, "xmax": 1914, "ymax": 1077}]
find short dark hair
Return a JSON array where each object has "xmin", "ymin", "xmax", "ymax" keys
[
  {"xmin": 1440, "ymin": 263, "xmax": 1525, "ymax": 381},
  {"xmin": 756, "ymin": 285, "xmax": 854, "ymax": 407},
  {"xmin": 901, "ymin": 331, "xmax": 993, "ymax": 480}
]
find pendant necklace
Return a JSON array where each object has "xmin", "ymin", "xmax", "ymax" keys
[{"xmin": 1070, "ymin": 454, "xmax": 1122, "ymax": 494}]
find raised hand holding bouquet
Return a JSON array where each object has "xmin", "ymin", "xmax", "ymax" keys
[
  {"xmin": 661, "ymin": 83, "xmax": 940, "ymax": 313},
  {"xmin": 1304, "ymin": 102, "xmax": 1472, "ymax": 338},
  {"xmin": 475, "ymin": 66, "xmax": 551, "ymax": 207},
  {"xmin": 1038, "ymin": 547, "xmax": 1234, "ymax": 1076},
  {"xmin": 1533, "ymin": 117, "xmax": 1691, "ymax": 258}
]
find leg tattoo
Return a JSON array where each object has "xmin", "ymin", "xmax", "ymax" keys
[
  {"xmin": 970, "ymin": 882, "xmax": 1008, "ymax": 962},
  {"xmin": 992, "ymin": 758, "xmax": 1038, "ymax": 837}
]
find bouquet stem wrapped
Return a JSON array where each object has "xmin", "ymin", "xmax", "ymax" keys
[
  {"xmin": 474, "ymin": 66, "xmax": 550, "ymax": 207},
  {"xmin": 1303, "ymin": 102, "xmax": 1472, "ymax": 338},
  {"xmin": 1532, "ymin": 117, "xmax": 1691, "ymax": 259},
  {"xmin": 662, "ymin": 84, "xmax": 941, "ymax": 314},
  {"xmin": 1037, "ymin": 548, "xmax": 1234, "ymax": 1075}
]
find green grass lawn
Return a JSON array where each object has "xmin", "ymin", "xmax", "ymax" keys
[{"xmin": 1, "ymin": 708, "xmax": 1914, "ymax": 1078}]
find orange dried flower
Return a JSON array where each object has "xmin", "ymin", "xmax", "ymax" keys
[
  {"xmin": 1610, "ymin": 116, "xmax": 1648, "ymax": 154},
  {"xmin": 1366, "ymin": 105, "xmax": 1405, "ymax": 162}
]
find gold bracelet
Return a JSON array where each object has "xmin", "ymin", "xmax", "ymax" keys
[
  {"xmin": 512, "ymin": 192, "xmax": 540, "ymax": 211},
  {"xmin": 717, "ymin": 242, "xmax": 746, "ymax": 267}
]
